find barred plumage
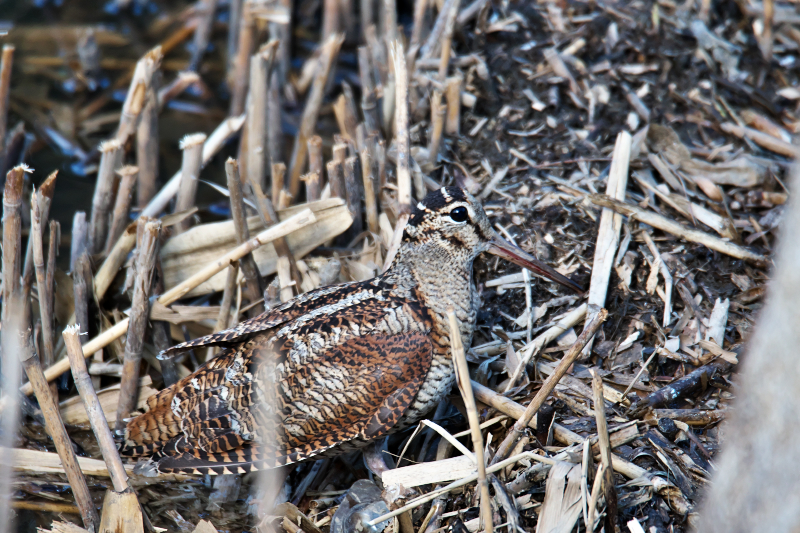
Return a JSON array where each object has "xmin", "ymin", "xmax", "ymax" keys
[{"xmin": 119, "ymin": 187, "xmax": 581, "ymax": 475}]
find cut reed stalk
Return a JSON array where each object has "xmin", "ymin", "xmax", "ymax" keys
[
  {"xmin": 89, "ymin": 139, "xmax": 123, "ymax": 255},
  {"xmin": 322, "ymin": 0, "xmax": 340, "ymax": 43},
  {"xmin": 158, "ymin": 71, "xmax": 200, "ymax": 109},
  {"xmin": 287, "ymin": 34, "xmax": 344, "ymax": 198},
  {"xmin": 63, "ymin": 325, "xmax": 130, "ymax": 493},
  {"xmin": 115, "ymin": 219, "xmax": 161, "ymax": 433},
  {"xmin": 230, "ymin": 3, "xmax": 255, "ymax": 116},
  {"xmin": 227, "ymin": 0, "xmax": 243, "ymax": 83},
  {"xmin": 142, "ymin": 115, "xmax": 246, "ymax": 218},
  {"xmin": 437, "ymin": 0, "xmax": 461, "ymax": 81},
  {"xmin": 95, "ymin": 222, "xmax": 138, "ymax": 302},
  {"xmin": 244, "ymin": 170, "xmax": 302, "ymax": 288},
  {"xmin": 45, "ymin": 222, "xmax": 60, "ymax": 396},
  {"xmin": 267, "ymin": 69, "xmax": 283, "ymax": 173},
  {"xmin": 226, "ymin": 158, "xmax": 265, "ymax": 314},
  {"xmin": 277, "ymin": 256, "xmax": 294, "ymax": 302},
  {"xmin": 272, "ymin": 162, "xmax": 287, "ymax": 208},
  {"xmin": 70, "ymin": 212, "xmax": 88, "ymax": 272},
  {"xmin": 72, "ymin": 253, "xmax": 99, "ymax": 388},
  {"xmin": 447, "ymin": 309, "xmax": 493, "ymax": 533},
  {"xmin": 175, "ymin": 133, "xmax": 206, "ymax": 234},
  {"xmin": 428, "ymin": 90, "xmax": 445, "ymax": 168},
  {"xmin": 383, "ymin": 0, "xmax": 398, "ymax": 48},
  {"xmin": 247, "ymin": 45, "xmax": 273, "ymax": 193},
  {"xmin": 216, "ymin": 261, "xmax": 240, "ymax": 332},
  {"xmin": 188, "ymin": 0, "xmax": 219, "ymax": 72},
  {"xmin": 2, "ymin": 165, "xmax": 25, "ymax": 327},
  {"xmin": 444, "ymin": 76, "xmax": 462, "ymax": 135},
  {"xmin": 358, "ymin": 48, "xmax": 381, "ymax": 137},
  {"xmin": 420, "ymin": 0, "xmax": 456, "ymax": 59},
  {"xmin": 344, "ymin": 156, "xmax": 363, "ymax": 237},
  {"xmin": 23, "ymin": 171, "xmax": 56, "ymax": 287},
  {"xmin": 19, "ymin": 330, "xmax": 99, "ymax": 531},
  {"xmin": 341, "ymin": 83, "xmax": 360, "ymax": 142},
  {"xmin": 327, "ymin": 160, "xmax": 346, "ymax": 200},
  {"xmin": 136, "ymin": 68, "xmax": 160, "ymax": 209},
  {"xmin": 590, "ymin": 369, "xmax": 618, "ymax": 532},
  {"xmin": 106, "ymin": 165, "xmax": 138, "ymax": 254},
  {"xmin": 150, "ymin": 252, "xmax": 179, "ymax": 386},
  {"xmin": 361, "ymin": 0, "xmax": 374, "ymax": 41},
  {"xmin": 360, "ymin": 148, "xmax": 379, "ymax": 235},
  {"xmin": 117, "ymin": 47, "xmax": 162, "ymax": 145},
  {"xmin": 0, "ymin": 45, "xmax": 14, "ymax": 173},
  {"xmin": 306, "ymin": 135, "xmax": 323, "ymax": 201}
]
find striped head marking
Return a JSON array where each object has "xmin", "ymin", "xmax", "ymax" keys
[
  {"xmin": 403, "ymin": 187, "xmax": 496, "ymax": 263},
  {"xmin": 399, "ymin": 187, "xmax": 584, "ymax": 292}
]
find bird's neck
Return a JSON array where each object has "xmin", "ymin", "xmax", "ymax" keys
[{"xmin": 381, "ymin": 240, "xmax": 479, "ymax": 346}]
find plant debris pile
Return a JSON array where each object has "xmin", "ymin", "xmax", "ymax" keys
[{"xmin": 0, "ymin": 0, "xmax": 796, "ymax": 531}]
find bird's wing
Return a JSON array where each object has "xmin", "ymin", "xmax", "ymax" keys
[
  {"xmin": 131, "ymin": 331, "xmax": 433, "ymax": 475},
  {"xmin": 157, "ymin": 281, "xmax": 364, "ymax": 359}
]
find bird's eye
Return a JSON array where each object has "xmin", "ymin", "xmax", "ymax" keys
[{"xmin": 449, "ymin": 206, "xmax": 469, "ymax": 223}]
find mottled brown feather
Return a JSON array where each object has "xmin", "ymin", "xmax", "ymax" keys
[{"xmin": 119, "ymin": 186, "xmax": 575, "ymax": 475}]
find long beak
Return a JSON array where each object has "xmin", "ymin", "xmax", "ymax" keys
[{"xmin": 488, "ymin": 234, "xmax": 584, "ymax": 293}]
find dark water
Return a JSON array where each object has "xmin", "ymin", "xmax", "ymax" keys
[{"xmin": 1, "ymin": 0, "xmax": 231, "ymax": 264}]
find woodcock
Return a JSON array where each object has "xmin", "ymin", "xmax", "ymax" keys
[{"xmin": 119, "ymin": 187, "xmax": 582, "ymax": 475}]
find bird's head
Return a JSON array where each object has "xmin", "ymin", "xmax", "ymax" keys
[{"xmin": 400, "ymin": 186, "xmax": 583, "ymax": 293}]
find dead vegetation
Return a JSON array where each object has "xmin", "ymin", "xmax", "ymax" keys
[{"xmin": 0, "ymin": 0, "xmax": 797, "ymax": 531}]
